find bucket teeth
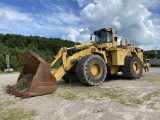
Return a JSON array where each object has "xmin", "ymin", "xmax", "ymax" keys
[
  {"xmin": 7, "ymin": 86, "xmax": 34, "ymax": 98},
  {"xmin": 7, "ymin": 86, "xmax": 16, "ymax": 94}
]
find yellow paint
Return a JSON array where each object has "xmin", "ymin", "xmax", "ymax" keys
[
  {"xmin": 133, "ymin": 61, "xmax": 140, "ymax": 74},
  {"xmin": 90, "ymin": 62, "xmax": 102, "ymax": 78}
]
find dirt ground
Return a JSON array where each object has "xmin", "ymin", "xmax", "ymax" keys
[{"xmin": 0, "ymin": 67, "xmax": 160, "ymax": 120}]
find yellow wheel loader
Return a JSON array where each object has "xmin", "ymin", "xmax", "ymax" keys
[{"xmin": 7, "ymin": 28, "xmax": 149, "ymax": 98}]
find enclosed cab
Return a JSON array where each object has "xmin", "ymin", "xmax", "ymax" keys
[{"xmin": 92, "ymin": 28, "xmax": 144, "ymax": 78}]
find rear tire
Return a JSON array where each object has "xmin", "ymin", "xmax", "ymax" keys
[
  {"xmin": 122, "ymin": 56, "xmax": 142, "ymax": 79},
  {"xmin": 76, "ymin": 54, "xmax": 107, "ymax": 86}
]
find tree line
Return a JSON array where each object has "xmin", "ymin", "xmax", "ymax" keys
[
  {"xmin": 0, "ymin": 33, "xmax": 79, "ymax": 72},
  {"xmin": 143, "ymin": 50, "xmax": 160, "ymax": 59}
]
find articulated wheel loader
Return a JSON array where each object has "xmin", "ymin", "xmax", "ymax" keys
[{"xmin": 7, "ymin": 28, "xmax": 150, "ymax": 98}]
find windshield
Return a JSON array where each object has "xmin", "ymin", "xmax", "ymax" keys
[{"xmin": 94, "ymin": 31, "xmax": 112, "ymax": 43}]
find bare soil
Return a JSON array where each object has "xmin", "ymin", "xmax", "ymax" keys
[{"xmin": 0, "ymin": 67, "xmax": 160, "ymax": 120}]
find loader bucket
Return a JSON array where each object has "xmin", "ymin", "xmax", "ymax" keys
[{"xmin": 7, "ymin": 50, "xmax": 58, "ymax": 98}]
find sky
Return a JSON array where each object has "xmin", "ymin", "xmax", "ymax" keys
[{"xmin": 0, "ymin": 0, "xmax": 160, "ymax": 50}]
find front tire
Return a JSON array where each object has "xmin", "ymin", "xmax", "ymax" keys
[
  {"xmin": 122, "ymin": 56, "xmax": 142, "ymax": 79},
  {"xmin": 76, "ymin": 54, "xmax": 107, "ymax": 86}
]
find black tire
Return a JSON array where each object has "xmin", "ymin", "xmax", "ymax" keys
[
  {"xmin": 76, "ymin": 54, "xmax": 107, "ymax": 86},
  {"xmin": 62, "ymin": 69, "xmax": 79, "ymax": 83},
  {"xmin": 122, "ymin": 56, "xmax": 142, "ymax": 79}
]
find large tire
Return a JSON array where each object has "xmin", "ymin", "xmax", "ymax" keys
[
  {"xmin": 122, "ymin": 56, "xmax": 142, "ymax": 79},
  {"xmin": 76, "ymin": 54, "xmax": 107, "ymax": 86},
  {"xmin": 62, "ymin": 69, "xmax": 79, "ymax": 83}
]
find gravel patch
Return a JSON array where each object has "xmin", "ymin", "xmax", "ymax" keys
[{"xmin": 0, "ymin": 68, "xmax": 160, "ymax": 120}]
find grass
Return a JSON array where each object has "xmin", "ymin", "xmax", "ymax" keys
[
  {"xmin": 146, "ymin": 79, "xmax": 160, "ymax": 83},
  {"xmin": 143, "ymin": 91, "xmax": 160, "ymax": 101},
  {"xmin": 0, "ymin": 100, "xmax": 37, "ymax": 120},
  {"xmin": 54, "ymin": 91, "xmax": 78, "ymax": 100},
  {"xmin": 93, "ymin": 109, "xmax": 105, "ymax": 113},
  {"xmin": 5, "ymin": 84, "xmax": 11, "ymax": 89},
  {"xmin": 0, "ymin": 70, "xmax": 3, "ymax": 74},
  {"xmin": 141, "ymin": 90, "xmax": 160, "ymax": 109},
  {"xmin": 98, "ymin": 88, "xmax": 144, "ymax": 106},
  {"xmin": 51, "ymin": 82, "xmax": 160, "ymax": 109},
  {"xmin": 51, "ymin": 84, "xmax": 145, "ymax": 106},
  {"xmin": 139, "ymin": 78, "xmax": 160, "ymax": 83},
  {"xmin": 0, "ymin": 109, "xmax": 37, "ymax": 120},
  {"xmin": 147, "ymin": 102, "xmax": 156, "ymax": 109}
]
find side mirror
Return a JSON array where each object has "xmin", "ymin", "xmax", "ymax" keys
[
  {"xmin": 114, "ymin": 37, "xmax": 117, "ymax": 42},
  {"xmin": 90, "ymin": 34, "xmax": 93, "ymax": 40},
  {"xmin": 90, "ymin": 36, "xmax": 92, "ymax": 40}
]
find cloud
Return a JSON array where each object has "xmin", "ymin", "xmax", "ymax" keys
[
  {"xmin": 111, "ymin": 16, "xmax": 121, "ymax": 29},
  {"xmin": 76, "ymin": 0, "xmax": 86, "ymax": 7},
  {"xmin": 80, "ymin": 0, "xmax": 160, "ymax": 50},
  {"xmin": 0, "ymin": 0, "xmax": 160, "ymax": 50},
  {"xmin": 76, "ymin": 0, "xmax": 93, "ymax": 7},
  {"xmin": 0, "ymin": 1, "xmax": 82, "ymax": 39},
  {"xmin": 143, "ymin": 0, "xmax": 160, "ymax": 8},
  {"xmin": 0, "ymin": 4, "xmax": 34, "ymax": 35}
]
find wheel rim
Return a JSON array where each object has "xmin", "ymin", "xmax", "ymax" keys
[
  {"xmin": 90, "ymin": 62, "xmax": 102, "ymax": 79},
  {"xmin": 133, "ymin": 61, "xmax": 140, "ymax": 74}
]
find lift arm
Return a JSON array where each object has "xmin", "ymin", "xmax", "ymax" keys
[{"xmin": 51, "ymin": 45, "xmax": 107, "ymax": 81}]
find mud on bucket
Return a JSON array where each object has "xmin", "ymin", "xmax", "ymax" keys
[{"xmin": 7, "ymin": 50, "xmax": 58, "ymax": 98}]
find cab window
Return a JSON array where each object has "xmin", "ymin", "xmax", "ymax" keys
[{"xmin": 101, "ymin": 32, "xmax": 112, "ymax": 43}]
